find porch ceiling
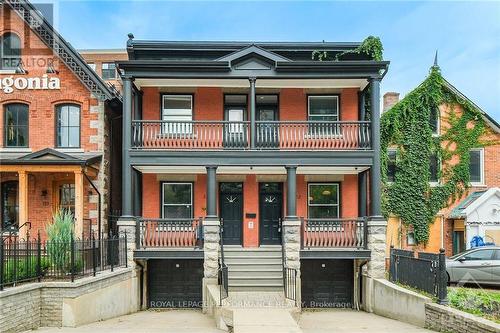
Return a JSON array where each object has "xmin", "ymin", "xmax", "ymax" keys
[
  {"xmin": 134, "ymin": 78, "xmax": 368, "ymax": 90},
  {"xmin": 133, "ymin": 165, "xmax": 369, "ymax": 174}
]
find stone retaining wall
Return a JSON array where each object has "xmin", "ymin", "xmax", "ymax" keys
[
  {"xmin": 0, "ymin": 268, "xmax": 139, "ymax": 333},
  {"xmin": 425, "ymin": 303, "xmax": 500, "ymax": 333}
]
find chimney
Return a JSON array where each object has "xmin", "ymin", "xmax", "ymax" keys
[{"xmin": 383, "ymin": 92, "xmax": 400, "ymax": 112}]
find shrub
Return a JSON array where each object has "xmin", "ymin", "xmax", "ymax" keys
[
  {"xmin": 45, "ymin": 209, "xmax": 76, "ymax": 274},
  {"xmin": 448, "ymin": 287, "xmax": 500, "ymax": 323},
  {"xmin": 3, "ymin": 257, "xmax": 50, "ymax": 284}
]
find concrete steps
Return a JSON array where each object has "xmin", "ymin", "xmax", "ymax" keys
[{"xmin": 223, "ymin": 246, "xmax": 283, "ymax": 292}]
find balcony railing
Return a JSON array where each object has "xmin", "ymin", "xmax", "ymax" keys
[
  {"xmin": 137, "ymin": 218, "xmax": 203, "ymax": 249},
  {"xmin": 131, "ymin": 120, "xmax": 371, "ymax": 150},
  {"xmin": 301, "ymin": 218, "xmax": 368, "ymax": 249}
]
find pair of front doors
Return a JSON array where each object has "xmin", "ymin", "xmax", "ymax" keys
[{"xmin": 219, "ymin": 182, "xmax": 282, "ymax": 245}]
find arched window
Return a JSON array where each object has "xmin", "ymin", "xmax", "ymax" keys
[
  {"xmin": 1, "ymin": 181, "xmax": 18, "ymax": 230},
  {"xmin": 56, "ymin": 104, "xmax": 81, "ymax": 148},
  {"xmin": 1, "ymin": 32, "xmax": 21, "ymax": 70},
  {"xmin": 4, "ymin": 103, "xmax": 29, "ymax": 147}
]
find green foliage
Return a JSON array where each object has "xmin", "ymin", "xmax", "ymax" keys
[
  {"xmin": 46, "ymin": 209, "xmax": 76, "ymax": 273},
  {"xmin": 3, "ymin": 257, "xmax": 50, "ymax": 284},
  {"xmin": 311, "ymin": 36, "xmax": 384, "ymax": 61},
  {"xmin": 381, "ymin": 66, "xmax": 496, "ymax": 243},
  {"xmin": 448, "ymin": 287, "xmax": 500, "ymax": 323}
]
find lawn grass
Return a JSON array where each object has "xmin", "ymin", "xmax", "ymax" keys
[{"xmin": 448, "ymin": 287, "xmax": 500, "ymax": 323}]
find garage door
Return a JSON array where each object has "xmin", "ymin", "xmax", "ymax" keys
[
  {"xmin": 148, "ymin": 259, "xmax": 203, "ymax": 308},
  {"xmin": 301, "ymin": 259, "xmax": 353, "ymax": 308}
]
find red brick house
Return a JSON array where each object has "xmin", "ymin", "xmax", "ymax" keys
[
  {"xmin": 0, "ymin": 1, "xmax": 121, "ymax": 240},
  {"xmin": 383, "ymin": 67, "xmax": 500, "ymax": 257}
]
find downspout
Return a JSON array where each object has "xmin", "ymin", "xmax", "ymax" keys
[
  {"xmin": 83, "ymin": 171, "xmax": 101, "ymax": 240},
  {"xmin": 136, "ymin": 261, "xmax": 144, "ymax": 309},
  {"xmin": 357, "ymin": 260, "xmax": 368, "ymax": 310}
]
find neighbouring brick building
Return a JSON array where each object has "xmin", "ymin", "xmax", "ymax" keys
[
  {"xmin": 79, "ymin": 49, "xmax": 128, "ymax": 93},
  {"xmin": 383, "ymin": 64, "xmax": 500, "ymax": 257},
  {"xmin": 0, "ymin": 1, "xmax": 121, "ymax": 240}
]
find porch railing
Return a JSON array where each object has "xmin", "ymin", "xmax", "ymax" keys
[
  {"xmin": 301, "ymin": 218, "xmax": 368, "ymax": 249},
  {"xmin": 131, "ymin": 120, "xmax": 371, "ymax": 150},
  {"xmin": 137, "ymin": 218, "xmax": 203, "ymax": 248},
  {"xmin": 132, "ymin": 120, "xmax": 249, "ymax": 149}
]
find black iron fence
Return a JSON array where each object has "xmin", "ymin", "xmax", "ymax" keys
[
  {"xmin": 389, "ymin": 247, "xmax": 448, "ymax": 304},
  {"xmin": 0, "ymin": 233, "xmax": 127, "ymax": 290}
]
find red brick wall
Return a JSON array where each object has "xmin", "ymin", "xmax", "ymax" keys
[
  {"xmin": 340, "ymin": 88, "xmax": 359, "ymax": 121},
  {"xmin": 0, "ymin": 6, "xmax": 103, "ymax": 239},
  {"xmin": 195, "ymin": 88, "xmax": 223, "ymax": 120}
]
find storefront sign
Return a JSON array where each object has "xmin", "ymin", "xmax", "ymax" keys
[{"xmin": 0, "ymin": 74, "xmax": 60, "ymax": 94}]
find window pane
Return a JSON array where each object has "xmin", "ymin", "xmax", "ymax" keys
[
  {"xmin": 1, "ymin": 33, "xmax": 21, "ymax": 69},
  {"xmin": 4, "ymin": 104, "xmax": 28, "ymax": 147},
  {"xmin": 17, "ymin": 126, "xmax": 28, "ymax": 147},
  {"xmin": 387, "ymin": 150, "xmax": 397, "ymax": 182},
  {"xmin": 57, "ymin": 127, "xmax": 69, "ymax": 147},
  {"xmin": 68, "ymin": 127, "xmax": 80, "ymax": 147},
  {"xmin": 469, "ymin": 150, "xmax": 482, "ymax": 183},
  {"xmin": 163, "ymin": 205, "xmax": 192, "ymax": 219},
  {"xmin": 164, "ymin": 95, "xmax": 192, "ymax": 111},
  {"xmin": 1, "ymin": 181, "xmax": 18, "ymax": 229},
  {"xmin": 220, "ymin": 182, "xmax": 243, "ymax": 193},
  {"xmin": 464, "ymin": 249, "xmax": 494, "ymax": 261},
  {"xmin": 309, "ymin": 96, "xmax": 338, "ymax": 116},
  {"xmin": 430, "ymin": 108, "xmax": 439, "ymax": 134},
  {"xmin": 256, "ymin": 95, "xmax": 278, "ymax": 105},
  {"xmin": 225, "ymin": 94, "xmax": 247, "ymax": 105},
  {"xmin": 309, "ymin": 206, "xmax": 339, "ymax": 219},
  {"xmin": 163, "ymin": 184, "xmax": 191, "ymax": 205},
  {"xmin": 68, "ymin": 106, "xmax": 80, "ymax": 126},
  {"xmin": 309, "ymin": 184, "xmax": 338, "ymax": 205},
  {"xmin": 429, "ymin": 154, "xmax": 439, "ymax": 182}
]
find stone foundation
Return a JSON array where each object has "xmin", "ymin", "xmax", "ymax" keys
[{"xmin": 366, "ymin": 217, "xmax": 387, "ymax": 279}]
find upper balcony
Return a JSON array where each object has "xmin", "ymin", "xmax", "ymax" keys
[{"xmin": 131, "ymin": 120, "xmax": 371, "ymax": 150}]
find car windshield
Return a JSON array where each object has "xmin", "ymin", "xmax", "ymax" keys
[{"xmin": 449, "ymin": 249, "xmax": 473, "ymax": 260}]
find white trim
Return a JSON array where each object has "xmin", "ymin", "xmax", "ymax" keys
[
  {"xmin": 307, "ymin": 95, "xmax": 339, "ymax": 122},
  {"xmin": 161, "ymin": 182, "xmax": 193, "ymax": 219},
  {"xmin": 307, "ymin": 183, "xmax": 340, "ymax": 218},
  {"xmin": 469, "ymin": 148, "xmax": 485, "ymax": 186},
  {"xmin": 0, "ymin": 70, "xmax": 17, "ymax": 74}
]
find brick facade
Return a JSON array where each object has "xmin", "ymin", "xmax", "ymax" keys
[{"xmin": 0, "ymin": 5, "xmax": 113, "ymax": 239}]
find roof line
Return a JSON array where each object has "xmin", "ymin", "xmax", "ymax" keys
[{"xmin": 6, "ymin": 0, "xmax": 120, "ymax": 101}]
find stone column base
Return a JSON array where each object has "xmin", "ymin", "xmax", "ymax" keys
[
  {"xmin": 117, "ymin": 217, "xmax": 137, "ymax": 269},
  {"xmin": 203, "ymin": 219, "xmax": 220, "ymax": 279},
  {"xmin": 366, "ymin": 216, "xmax": 387, "ymax": 279}
]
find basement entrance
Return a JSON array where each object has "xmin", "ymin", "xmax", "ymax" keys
[
  {"xmin": 301, "ymin": 259, "xmax": 354, "ymax": 308},
  {"xmin": 147, "ymin": 259, "xmax": 203, "ymax": 308}
]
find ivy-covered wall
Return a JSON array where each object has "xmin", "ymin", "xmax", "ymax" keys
[{"xmin": 381, "ymin": 66, "xmax": 499, "ymax": 244}]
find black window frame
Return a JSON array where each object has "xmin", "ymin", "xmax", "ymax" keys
[
  {"xmin": 55, "ymin": 104, "xmax": 81, "ymax": 148},
  {"xmin": 160, "ymin": 182, "xmax": 194, "ymax": 219},
  {"xmin": 429, "ymin": 153, "xmax": 440, "ymax": 184},
  {"xmin": 4, "ymin": 103, "xmax": 29, "ymax": 148},
  {"xmin": 1, "ymin": 180, "xmax": 19, "ymax": 230},
  {"xmin": 469, "ymin": 148, "xmax": 484, "ymax": 185},
  {"xmin": 307, "ymin": 95, "xmax": 340, "ymax": 122},
  {"xmin": 429, "ymin": 107, "xmax": 440, "ymax": 136},
  {"xmin": 101, "ymin": 62, "xmax": 116, "ymax": 80},
  {"xmin": 307, "ymin": 182, "xmax": 341, "ymax": 219},
  {"xmin": 0, "ymin": 32, "xmax": 21, "ymax": 70},
  {"xmin": 387, "ymin": 149, "xmax": 397, "ymax": 182}
]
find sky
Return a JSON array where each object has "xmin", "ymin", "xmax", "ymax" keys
[{"xmin": 37, "ymin": 0, "xmax": 500, "ymax": 120}]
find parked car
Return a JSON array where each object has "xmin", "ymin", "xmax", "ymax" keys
[{"xmin": 446, "ymin": 246, "xmax": 500, "ymax": 286}]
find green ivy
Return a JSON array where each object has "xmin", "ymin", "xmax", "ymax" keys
[
  {"xmin": 312, "ymin": 36, "xmax": 384, "ymax": 61},
  {"xmin": 381, "ymin": 66, "xmax": 496, "ymax": 244}
]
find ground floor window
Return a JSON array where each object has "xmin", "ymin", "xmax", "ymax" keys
[
  {"xmin": 162, "ymin": 183, "xmax": 193, "ymax": 218},
  {"xmin": 1, "ymin": 181, "xmax": 18, "ymax": 230},
  {"xmin": 307, "ymin": 183, "xmax": 339, "ymax": 218},
  {"xmin": 58, "ymin": 183, "xmax": 75, "ymax": 216}
]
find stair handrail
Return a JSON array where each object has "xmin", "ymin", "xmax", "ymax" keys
[{"xmin": 218, "ymin": 218, "xmax": 228, "ymax": 305}]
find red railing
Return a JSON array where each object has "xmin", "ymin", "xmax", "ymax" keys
[
  {"xmin": 131, "ymin": 120, "xmax": 371, "ymax": 150},
  {"xmin": 138, "ymin": 218, "xmax": 203, "ymax": 248},
  {"xmin": 301, "ymin": 218, "xmax": 367, "ymax": 249}
]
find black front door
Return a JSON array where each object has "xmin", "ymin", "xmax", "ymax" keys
[
  {"xmin": 220, "ymin": 182, "xmax": 243, "ymax": 245},
  {"xmin": 256, "ymin": 107, "xmax": 279, "ymax": 148},
  {"xmin": 259, "ymin": 182, "xmax": 282, "ymax": 245}
]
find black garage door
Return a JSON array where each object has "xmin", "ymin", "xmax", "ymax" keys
[
  {"xmin": 148, "ymin": 259, "xmax": 203, "ymax": 308},
  {"xmin": 301, "ymin": 259, "xmax": 353, "ymax": 308}
]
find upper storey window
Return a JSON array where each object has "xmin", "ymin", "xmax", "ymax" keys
[
  {"xmin": 429, "ymin": 107, "xmax": 440, "ymax": 135},
  {"xmin": 56, "ymin": 104, "xmax": 81, "ymax": 148},
  {"xmin": 162, "ymin": 95, "xmax": 193, "ymax": 134},
  {"xmin": 101, "ymin": 62, "xmax": 116, "ymax": 80},
  {"xmin": 4, "ymin": 103, "xmax": 28, "ymax": 147},
  {"xmin": 308, "ymin": 96, "xmax": 339, "ymax": 122},
  {"xmin": 0, "ymin": 33, "xmax": 21, "ymax": 70}
]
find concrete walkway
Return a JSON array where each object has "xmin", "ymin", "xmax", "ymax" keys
[
  {"xmin": 30, "ymin": 310, "xmax": 222, "ymax": 333},
  {"xmin": 233, "ymin": 308, "xmax": 301, "ymax": 333},
  {"xmin": 299, "ymin": 309, "xmax": 435, "ymax": 333}
]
